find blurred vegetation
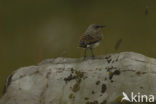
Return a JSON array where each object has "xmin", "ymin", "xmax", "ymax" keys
[{"xmin": 1, "ymin": 0, "xmax": 156, "ymax": 97}]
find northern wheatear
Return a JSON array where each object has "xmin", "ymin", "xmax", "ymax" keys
[{"xmin": 79, "ymin": 24, "xmax": 105, "ymax": 59}]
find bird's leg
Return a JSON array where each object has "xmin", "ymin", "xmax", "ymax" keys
[
  {"xmin": 90, "ymin": 48, "xmax": 95, "ymax": 59},
  {"xmin": 83, "ymin": 48, "xmax": 87, "ymax": 60}
]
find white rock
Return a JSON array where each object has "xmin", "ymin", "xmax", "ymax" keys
[{"xmin": 0, "ymin": 52, "xmax": 156, "ymax": 104}]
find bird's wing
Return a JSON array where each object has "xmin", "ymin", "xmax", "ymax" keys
[{"xmin": 80, "ymin": 35, "xmax": 101, "ymax": 46}]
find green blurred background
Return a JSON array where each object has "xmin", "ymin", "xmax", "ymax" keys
[{"xmin": 0, "ymin": 0, "xmax": 156, "ymax": 97}]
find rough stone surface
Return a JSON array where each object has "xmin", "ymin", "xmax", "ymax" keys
[{"xmin": 0, "ymin": 52, "xmax": 156, "ymax": 104}]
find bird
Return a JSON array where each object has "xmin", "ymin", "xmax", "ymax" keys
[{"xmin": 79, "ymin": 24, "xmax": 105, "ymax": 59}]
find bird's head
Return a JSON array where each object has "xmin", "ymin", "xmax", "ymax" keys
[{"xmin": 85, "ymin": 24, "xmax": 106, "ymax": 34}]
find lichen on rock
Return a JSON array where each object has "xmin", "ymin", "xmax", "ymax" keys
[{"xmin": 0, "ymin": 52, "xmax": 156, "ymax": 104}]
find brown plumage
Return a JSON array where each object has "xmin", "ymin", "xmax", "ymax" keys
[
  {"xmin": 80, "ymin": 34, "xmax": 102, "ymax": 48},
  {"xmin": 79, "ymin": 24, "xmax": 105, "ymax": 59}
]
